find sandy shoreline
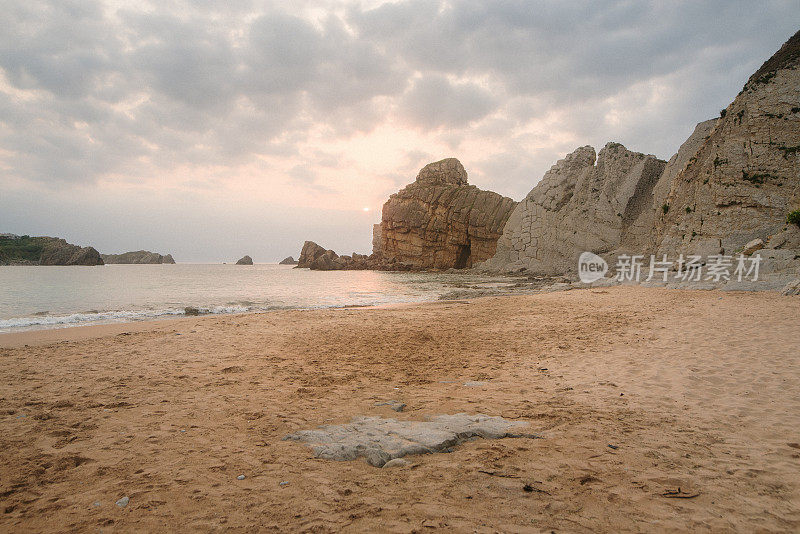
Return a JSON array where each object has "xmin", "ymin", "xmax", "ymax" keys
[
  {"xmin": 1, "ymin": 287, "xmax": 799, "ymax": 532},
  {"xmin": 0, "ymin": 301, "xmax": 426, "ymax": 349}
]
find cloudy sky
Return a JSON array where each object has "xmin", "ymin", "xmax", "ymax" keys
[{"xmin": 1, "ymin": 0, "xmax": 798, "ymax": 262}]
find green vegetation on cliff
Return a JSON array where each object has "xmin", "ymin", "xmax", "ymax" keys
[{"xmin": 0, "ymin": 235, "xmax": 46, "ymax": 264}]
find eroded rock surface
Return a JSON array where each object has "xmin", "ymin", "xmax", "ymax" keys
[
  {"xmin": 380, "ymin": 158, "xmax": 517, "ymax": 269},
  {"xmin": 481, "ymin": 30, "xmax": 800, "ymax": 279},
  {"xmin": 235, "ymin": 255, "xmax": 254, "ymax": 265},
  {"xmin": 656, "ymin": 30, "xmax": 800, "ymax": 258},
  {"xmin": 39, "ymin": 239, "xmax": 104, "ymax": 266},
  {"xmin": 481, "ymin": 144, "xmax": 666, "ymax": 275},
  {"xmin": 284, "ymin": 414, "xmax": 536, "ymax": 467}
]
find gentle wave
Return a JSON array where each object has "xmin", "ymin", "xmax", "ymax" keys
[
  {"xmin": 0, "ymin": 305, "xmax": 262, "ymax": 332},
  {"xmin": 0, "ymin": 300, "xmax": 420, "ymax": 332}
]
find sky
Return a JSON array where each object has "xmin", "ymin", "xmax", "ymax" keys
[{"xmin": 1, "ymin": 1, "xmax": 798, "ymax": 262}]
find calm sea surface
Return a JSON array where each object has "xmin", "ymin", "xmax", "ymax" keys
[{"xmin": 0, "ymin": 264, "xmax": 512, "ymax": 332}]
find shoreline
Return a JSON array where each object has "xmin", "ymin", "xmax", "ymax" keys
[
  {"xmin": 0, "ymin": 298, "xmax": 458, "ymax": 349},
  {"xmin": 1, "ymin": 276, "xmax": 794, "ymax": 347}
]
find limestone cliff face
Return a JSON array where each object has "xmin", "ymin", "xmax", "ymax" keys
[
  {"xmin": 481, "ymin": 144, "xmax": 666, "ymax": 275},
  {"xmin": 101, "ymin": 251, "xmax": 176, "ymax": 264},
  {"xmin": 656, "ymin": 30, "xmax": 800, "ymax": 257},
  {"xmin": 380, "ymin": 158, "xmax": 517, "ymax": 269},
  {"xmin": 481, "ymin": 30, "xmax": 800, "ymax": 277}
]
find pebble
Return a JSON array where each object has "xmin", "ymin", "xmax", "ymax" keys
[
  {"xmin": 463, "ymin": 381, "xmax": 489, "ymax": 387},
  {"xmin": 237, "ymin": 475, "xmax": 245, "ymax": 480},
  {"xmin": 115, "ymin": 496, "xmax": 129, "ymax": 508},
  {"xmin": 279, "ymin": 481, "xmax": 289, "ymax": 486},
  {"xmin": 382, "ymin": 458, "xmax": 410, "ymax": 468},
  {"xmin": 93, "ymin": 501, "xmax": 101, "ymax": 507},
  {"xmin": 375, "ymin": 401, "xmax": 406, "ymax": 412}
]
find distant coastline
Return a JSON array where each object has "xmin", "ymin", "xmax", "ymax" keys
[{"xmin": 0, "ymin": 233, "xmax": 175, "ymax": 266}]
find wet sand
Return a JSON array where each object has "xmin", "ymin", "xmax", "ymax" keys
[{"xmin": 1, "ymin": 287, "xmax": 799, "ymax": 532}]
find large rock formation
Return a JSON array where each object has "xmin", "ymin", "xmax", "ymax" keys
[
  {"xmin": 380, "ymin": 158, "xmax": 517, "ymax": 269},
  {"xmin": 101, "ymin": 251, "xmax": 176, "ymax": 264},
  {"xmin": 297, "ymin": 241, "xmax": 328, "ymax": 268},
  {"xmin": 278, "ymin": 256, "xmax": 298, "ymax": 265},
  {"xmin": 1, "ymin": 235, "xmax": 104, "ymax": 266},
  {"xmin": 482, "ymin": 30, "xmax": 800, "ymax": 278},
  {"xmin": 39, "ymin": 238, "xmax": 104, "ymax": 266},
  {"xmin": 481, "ymin": 144, "xmax": 666, "ymax": 274},
  {"xmin": 235, "ymin": 255, "xmax": 254, "ymax": 265},
  {"xmin": 655, "ymin": 30, "xmax": 800, "ymax": 257}
]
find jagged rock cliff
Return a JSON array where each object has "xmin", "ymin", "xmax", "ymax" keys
[
  {"xmin": 1, "ymin": 235, "xmax": 104, "ymax": 266},
  {"xmin": 655, "ymin": 30, "xmax": 800, "ymax": 257},
  {"xmin": 482, "ymin": 30, "xmax": 800, "ymax": 278},
  {"xmin": 38, "ymin": 238, "xmax": 104, "ymax": 266},
  {"xmin": 481, "ymin": 144, "xmax": 666, "ymax": 274},
  {"xmin": 296, "ymin": 240, "xmax": 382, "ymax": 271},
  {"xmin": 380, "ymin": 158, "xmax": 517, "ymax": 269},
  {"xmin": 235, "ymin": 255, "xmax": 254, "ymax": 265},
  {"xmin": 101, "ymin": 251, "xmax": 176, "ymax": 264}
]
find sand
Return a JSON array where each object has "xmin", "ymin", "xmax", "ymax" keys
[{"xmin": 1, "ymin": 286, "xmax": 799, "ymax": 532}]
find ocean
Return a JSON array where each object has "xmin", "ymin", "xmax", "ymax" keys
[{"xmin": 0, "ymin": 264, "xmax": 513, "ymax": 332}]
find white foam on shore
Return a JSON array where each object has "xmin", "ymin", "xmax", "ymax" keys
[
  {"xmin": 0, "ymin": 299, "xmax": 430, "ymax": 333},
  {"xmin": 0, "ymin": 305, "xmax": 261, "ymax": 332}
]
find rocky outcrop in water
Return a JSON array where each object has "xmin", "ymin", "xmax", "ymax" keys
[
  {"xmin": 379, "ymin": 158, "xmax": 517, "ymax": 269},
  {"xmin": 101, "ymin": 251, "xmax": 176, "ymax": 264},
  {"xmin": 279, "ymin": 256, "xmax": 298, "ymax": 265},
  {"xmin": 482, "ymin": 30, "xmax": 800, "ymax": 279},
  {"xmin": 235, "ymin": 255, "xmax": 254, "ymax": 265},
  {"xmin": 296, "ymin": 240, "xmax": 383, "ymax": 271}
]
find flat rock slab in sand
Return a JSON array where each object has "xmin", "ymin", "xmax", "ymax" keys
[{"xmin": 284, "ymin": 413, "xmax": 538, "ymax": 467}]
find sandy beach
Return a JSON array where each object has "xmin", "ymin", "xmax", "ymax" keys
[{"xmin": 1, "ymin": 286, "xmax": 799, "ymax": 532}]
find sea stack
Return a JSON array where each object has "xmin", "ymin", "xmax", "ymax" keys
[
  {"xmin": 379, "ymin": 158, "xmax": 517, "ymax": 269},
  {"xmin": 235, "ymin": 255, "xmax": 254, "ymax": 265}
]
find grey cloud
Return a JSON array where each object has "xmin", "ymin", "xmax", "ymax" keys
[
  {"xmin": 398, "ymin": 74, "xmax": 498, "ymax": 129},
  {"xmin": 1, "ymin": 0, "xmax": 799, "ymax": 201}
]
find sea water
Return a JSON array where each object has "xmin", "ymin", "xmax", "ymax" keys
[{"xmin": 0, "ymin": 264, "xmax": 512, "ymax": 332}]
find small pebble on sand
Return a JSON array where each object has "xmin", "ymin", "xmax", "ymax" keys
[{"xmin": 237, "ymin": 475, "xmax": 245, "ymax": 480}]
